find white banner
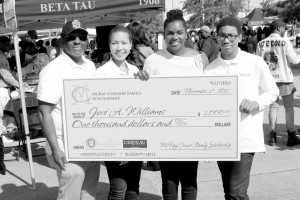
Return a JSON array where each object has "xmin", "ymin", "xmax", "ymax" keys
[{"xmin": 4, "ymin": 0, "xmax": 17, "ymax": 31}]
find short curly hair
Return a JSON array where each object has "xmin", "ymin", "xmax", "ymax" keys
[{"xmin": 217, "ymin": 16, "xmax": 242, "ymax": 35}]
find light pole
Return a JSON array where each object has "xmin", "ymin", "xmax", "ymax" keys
[
  {"xmin": 248, "ymin": 0, "xmax": 250, "ymax": 12},
  {"xmin": 201, "ymin": 0, "xmax": 205, "ymax": 22}
]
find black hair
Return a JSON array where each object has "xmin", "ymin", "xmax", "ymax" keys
[
  {"xmin": 126, "ymin": 21, "xmax": 152, "ymax": 69},
  {"xmin": 0, "ymin": 36, "xmax": 10, "ymax": 44},
  {"xmin": 164, "ymin": 9, "xmax": 186, "ymax": 30},
  {"xmin": 108, "ymin": 26, "xmax": 133, "ymax": 44},
  {"xmin": 51, "ymin": 38, "xmax": 57, "ymax": 47},
  {"xmin": 217, "ymin": 16, "xmax": 242, "ymax": 35},
  {"xmin": 127, "ymin": 21, "xmax": 151, "ymax": 47},
  {"xmin": 55, "ymin": 38, "xmax": 63, "ymax": 48},
  {"xmin": 36, "ymin": 40, "xmax": 44, "ymax": 47},
  {"xmin": 108, "ymin": 26, "xmax": 140, "ymax": 67}
]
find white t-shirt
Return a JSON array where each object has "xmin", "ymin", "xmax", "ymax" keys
[
  {"xmin": 143, "ymin": 49, "xmax": 209, "ymax": 76},
  {"xmin": 205, "ymin": 49, "xmax": 279, "ymax": 153},
  {"xmin": 96, "ymin": 58, "xmax": 139, "ymax": 77},
  {"xmin": 37, "ymin": 51, "xmax": 96, "ymax": 154},
  {"xmin": 47, "ymin": 46, "xmax": 57, "ymax": 61}
]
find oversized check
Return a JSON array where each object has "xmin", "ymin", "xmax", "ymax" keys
[{"xmin": 62, "ymin": 76, "xmax": 239, "ymax": 161}]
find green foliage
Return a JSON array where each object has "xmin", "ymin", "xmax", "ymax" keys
[
  {"xmin": 262, "ymin": 0, "xmax": 300, "ymax": 23},
  {"xmin": 141, "ymin": 13, "xmax": 164, "ymax": 33},
  {"xmin": 183, "ymin": 0, "xmax": 245, "ymax": 29}
]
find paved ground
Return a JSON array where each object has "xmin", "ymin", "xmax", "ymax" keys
[{"xmin": 1, "ymin": 51, "xmax": 300, "ymax": 200}]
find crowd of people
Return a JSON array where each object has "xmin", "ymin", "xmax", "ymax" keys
[{"xmin": 0, "ymin": 7, "xmax": 300, "ymax": 200}]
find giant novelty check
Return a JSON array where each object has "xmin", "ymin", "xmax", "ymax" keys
[{"xmin": 62, "ymin": 76, "xmax": 239, "ymax": 161}]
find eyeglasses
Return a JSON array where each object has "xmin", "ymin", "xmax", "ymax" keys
[
  {"xmin": 217, "ymin": 34, "xmax": 238, "ymax": 42},
  {"xmin": 66, "ymin": 34, "xmax": 88, "ymax": 41}
]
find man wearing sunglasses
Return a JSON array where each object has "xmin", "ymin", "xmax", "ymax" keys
[{"xmin": 37, "ymin": 19, "xmax": 99, "ymax": 200}]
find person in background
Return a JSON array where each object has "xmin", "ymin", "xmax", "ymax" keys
[
  {"xmin": 7, "ymin": 43, "xmax": 17, "ymax": 73},
  {"xmin": 0, "ymin": 36, "xmax": 30, "ymax": 143},
  {"xmin": 0, "ymin": 36, "xmax": 30, "ymax": 177},
  {"xmin": 45, "ymin": 41, "xmax": 50, "ymax": 52},
  {"xmin": 126, "ymin": 21, "xmax": 154, "ymax": 70},
  {"xmin": 245, "ymin": 29, "xmax": 255, "ymax": 54},
  {"xmin": 263, "ymin": 26, "xmax": 271, "ymax": 39},
  {"xmin": 37, "ymin": 19, "xmax": 100, "ymax": 200},
  {"xmin": 143, "ymin": 9, "xmax": 208, "ymax": 200},
  {"xmin": 204, "ymin": 16, "xmax": 279, "ymax": 200},
  {"xmin": 55, "ymin": 37, "xmax": 63, "ymax": 58},
  {"xmin": 36, "ymin": 40, "xmax": 48, "ymax": 54},
  {"xmin": 0, "ymin": 134, "xmax": 5, "ymax": 175},
  {"xmin": 47, "ymin": 38, "xmax": 57, "ymax": 61},
  {"xmin": 149, "ymin": 31, "xmax": 158, "ymax": 52},
  {"xmin": 238, "ymin": 26, "xmax": 248, "ymax": 51},
  {"xmin": 256, "ymin": 27, "xmax": 263, "ymax": 44},
  {"xmin": 20, "ymin": 41, "xmax": 37, "ymax": 68},
  {"xmin": 185, "ymin": 30, "xmax": 197, "ymax": 49},
  {"xmin": 197, "ymin": 25, "xmax": 219, "ymax": 63},
  {"xmin": 96, "ymin": 26, "xmax": 149, "ymax": 200},
  {"xmin": 296, "ymin": 31, "xmax": 300, "ymax": 49},
  {"xmin": 0, "ymin": 37, "xmax": 25, "ymax": 174},
  {"xmin": 26, "ymin": 30, "xmax": 38, "ymax": 45},
  {"xmin": 257, "ymin": 19, "xmax": 300, "ymax": 147}
]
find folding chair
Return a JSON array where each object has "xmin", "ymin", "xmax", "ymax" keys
[
  {"xmin": 19, "ymin": 106, "xmax": 46, "ymax": 158},
  {"xmin": 2, "ymin": 110, "xmax": 20, "ymax": 161}
]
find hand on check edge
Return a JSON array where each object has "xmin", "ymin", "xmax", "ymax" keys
[{"xmin": 134, "ymin": 70, "xmax": 150, "ymax": 81}]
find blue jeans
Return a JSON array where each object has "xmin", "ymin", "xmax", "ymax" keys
[
  {"xmin": 217, "ymin": 153, "xmax": 255, "ymax": 200},
  {"xmin": 159, "ymin": 161, "xmax": 198, "ymax": 200},
  {"xmin": 105, "ymin": 161, "xmax": 143, "ymax": 200}
]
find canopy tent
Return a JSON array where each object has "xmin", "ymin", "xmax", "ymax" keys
[
  {"xmin": 1, "ymin": 0, "xmax": 165, "ymax": 191},
  {"xmin": 244, "ymin": 8, "xmax": 273, "ymax": 26},
  {"xmin": 15, "ymin": 0, "xmax": 165, "ymax": 31}
]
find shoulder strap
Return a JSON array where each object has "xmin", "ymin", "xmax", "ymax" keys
[{"xmin": 138, "ymin": 50, "xmax": 147, "ymax": 59}]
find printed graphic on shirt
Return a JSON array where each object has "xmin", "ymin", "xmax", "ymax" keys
[
  {"xmin": 263, "ymin": 51, "xmax": 279, "ymax": 71},
  {"xmin": 258, "ymin": 40, "xmax": 286, "ymax": 48}
]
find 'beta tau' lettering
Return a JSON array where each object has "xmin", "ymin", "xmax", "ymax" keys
[
  {"xmin": 41, "ymin": 1, "xmax": 96, "ymax": 12},
  {"xmin": 259, "ymin": 40, "xmax": 286, "ymax": 48}
]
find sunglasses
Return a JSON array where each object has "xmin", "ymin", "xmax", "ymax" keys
[{"xmin": 66, "ymin": 34, "xmax": 88, "ymax": 41}]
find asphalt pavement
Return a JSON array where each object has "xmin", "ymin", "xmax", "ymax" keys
[{"xmin": 1, "ymin": 51, "xmax": 300, "ymax": 200}]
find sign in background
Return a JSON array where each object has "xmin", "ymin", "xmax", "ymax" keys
[
  {"xmin": 0, "ymin": 0, "xmax": 17, "ymax": 31},
  {"xmin": 62, "ymin": 76, "xmax": 239, "ymax": 161}
]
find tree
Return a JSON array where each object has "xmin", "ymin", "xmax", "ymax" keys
[
  {"xmin": 141, "ymin": 12, "xmax": 164, "ymax": 33},
  {"xmin": 183, "ymin": 0, "xmax": 245, "ymax": 29},
  {"xmin": 262, "ymin": 0, "xmax": 300, "ymax": 23}
]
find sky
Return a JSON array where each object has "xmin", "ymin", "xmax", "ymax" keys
[
  {"xmin": 249, "ymin": 0, "xmax": 263, "ymax": 10},
  {"xmin": 249, "ymin": 0, "xmax": 280, "ymax": 10}
]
